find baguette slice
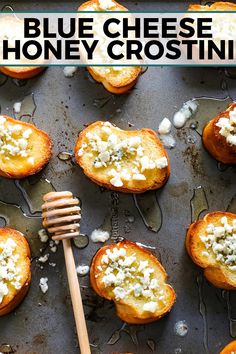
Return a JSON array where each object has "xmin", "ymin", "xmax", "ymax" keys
[
  {"xmin": 202, "ymin": 103, "xmax": 236, "ymax": 164},
  {"xmin": 188, "ymin": 2, "xmax": 236, "ymax": 11},
  {"xmin": 220, "ymin": 340, "xmax": 236, "ymax": 354},
  {"xmin": 78, "ymin": 0, "xmax": 141, "ymax": 94},
  {"xmin": 186, "ymin": 212, "xmax": 236, "ymax": 290},
  {"xmin": 0, "ymin": 115, "xmax": 52, "ymax": 179},
  {"xmin": 0, "ymin": 16, "xmax": 45, "ymax": 79},
  {"xmin": 90, "ymin": 240, "xmax": 176, "ymax": 324},
  {"xmin": 0, "ymin": 66, "xmax": 45, "ymax": 80},
  {"xmin": 0, "ymin": 227, "xmax": 31, "ymax": 316},
  {"xmin": 74, "ymin": 121, "xmax": 170, "ymax": 193}
]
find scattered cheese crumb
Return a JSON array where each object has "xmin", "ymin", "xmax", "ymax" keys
[
  {"xmin": 38, "ymin": 229, "xmax": 48, "ymax": 243},
  {"xmin": 76, "ymin": 264, "xmax": 90, "ymax": 276},
  {"xmin": 158, "ymin": 118, "xmax": 172, "ymax": 135},
  {"xmin": 13, "ymin": 101, "xmax": 22, "ymax": 113},
  {"xmin": 39, "ymin": 277, "xmax": 48, "ymax": 294},
  {"xmin": 38, "ymin": 254, "xmax": 49, "ymax": 264},
  {"xmin": 90, "ymin": 229, "xmax": 110, "ymax": 243},
  {"xmin": 173, "ymin": 100, "xmax": 198, "ymax": 128},
  {"xmin": 63, "ymin": 66, "xmax": 77, "ymax": 77},
  {"xmin": 159, "ymin": 134, "xmax": 176, "ymax": 149},
  {"xmin": 174, "ymin": 320, "xmax": 188, "ymax": 337}
]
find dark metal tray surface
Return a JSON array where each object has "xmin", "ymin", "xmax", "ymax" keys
[{"xmin": 0, "ymin": 1, "xmax": 236, "ymax": 353}]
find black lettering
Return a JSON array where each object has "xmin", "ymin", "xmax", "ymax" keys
[
  {"xmin": 45, "ymin": 40, "xmax": 62, "ymax": 59},
  {"xmin": 123, "ymin": 18, "xmax": 140, "ymax": 39},
  {"xmin": 182, "ymin": 40, "xmax": 197, "ymax": 59},
  {"xmin": 126, "ymin": 40, "xmax": 142, "ymax": 59},
  {"xmin": 228, "ymin": 40, "xmax": 234, "ymax": 60},
  {"xmin": 143, "ymin": 18, "xmax": 159, "ymax": 38},
  {"xmin": 197, "ymin": 18, "xmax": 212, "ymax": 38},
  {"xmin": 107, "ymin": 40, "xmax": 124, "ymax": 60},
  {"xmin": 82, "ymin": 39, "xmax": 98, "ymax": 59},
  {"xmin": 24, "ymin": 18, "xmax": 40, "ymax": 38},
  {"xmin": 179, "ymin": 17, "xmax": 195, "ymax": 38},
  {"xmin": 58, "ymin": 18, "xmax": 75, "ymax": 38},
  {"xmin": 144, "ymin": 40, "xmax": 164, "ymax": 60},
  {"xmin": 103, "ymin": 18, "xmax": 120, "ymax": 38},
  {"xmin": 208, "ymin": 39, "xmax": 225, "ymax": 59},
  {"xmin": 65, "ymin": 40, "xmax": 80, "ymax": 59},
  {"xmin": 43, "ymin": 18, "xmax": 56, "ymax": 38},
  {"xmin": 199, "ymin": 40, "xmax": 205, "ymax": 59},
  {"xmin": 162, "ymin": 18, "xmax": 177, "ymax": 38},
  {"xmin": 78, "ymin": 18, "xmax": 93, "ymax": 38},
  {"xmin": 22, "ymin": 40, "xmax": 42, "ymax": 59},
  {"xmin": 3, "ymin": 40, "xmax": 20, "ymax": 59},
  {"xmin": 166, "ymin": 40, "xmax": 181, "ymax": 59}
]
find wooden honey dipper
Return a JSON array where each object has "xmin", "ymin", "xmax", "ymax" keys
[{"xmin": 42, "ymin": 191, "xmax": 91, "ymax": 354}]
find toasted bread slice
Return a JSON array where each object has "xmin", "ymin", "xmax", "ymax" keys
[
  {"xmin": 0, "ymin": 66, "xmax": 45, "ymax": 80},
  {"xmin": 0, "ymin": 16, "xmax": 45, "ymax": 79},
  {"xmin": 78, "ymin": 0, "xmax": 141, "ymax": 94},
  {"xmin": 220, "ymin": 340, "xmax": 236, "ymax": 354},
  {"xmin": 0, "ymin": 227, "xmax": 31, "ymax": 316},
  {"xmin": 74, "ymin": 121, "xmax": 170, "ymax": 193},
  {"xmin": 202, "ymin": 103, "xmax": 236, "ymax": 164},
  {"xmin": 0, "ymin": 115, "xmax": 52, "ymax": 179},
  {"xmin": 188, "ymin": 2, "xmax": 236, "ymax": 11},
  {"xmin": 186, "ymin": 212, "xmax": 236, "ymax": 290},
  {"xmin": 90, "ymin": 240, "xmax": 176, "ymax": 324}
]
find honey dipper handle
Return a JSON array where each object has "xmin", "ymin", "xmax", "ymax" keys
[{"xmin": 62, "ymin": 239, "xmax": 91, "ymax": 354}]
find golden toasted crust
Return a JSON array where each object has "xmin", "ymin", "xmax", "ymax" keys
[
  {"xmin": 0, "ymin": 16, "xmax": 45, "ymax": 79},
  {"xmin": 78, "ymin": 0, "xmax": 141, "ymax": 94},
  {"xmin": 188, "ymin": 2, "xmax": 236, "ymax": 11},
  {"xmin": 90, "ymin": 240, "xmax": 176, "ymax": 324},
  {"xmin": 0, "ymin": 227, "xmax": 31, "ymax": 316},
  {"xmin": 202, "ymin": 103, "xmax": 236, "ymax": 164},
  {"xmin": 186, "ymin": 212, "xmax": 236, "ymax": 290},
  {"xmin": 0, "ymin": 115, "xmax": 52, "ymax": 179},
  {"xmin": 220, "ymin": 340, "xmax": 236, "ymax": 354},
  {"xmin": 0, "ymin": 66, "xmax": 45, "ymax": 80},
  {"xmin": 74, "ymin": 121, "xmax": 170, "ymax": 193}
]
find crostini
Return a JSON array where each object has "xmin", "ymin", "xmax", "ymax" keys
[
  {"xmin": 78, "ymin": 0, "xmax": 141, "ymax": 94},
  {"xmin": 74, "ymin": 121, "xmax": 170, "ymax": 193},
  {"xmin": 188, "ymin": 1, "xmax": 236, "ymax": 11},
  {"xmin": 220, "ymin": 340, "xmax": 236, "ymax": 354},
  {"xmin": 0, "ymin": 115, "xmax": 52, "ymax": 179},
  {"xmin": 0, "ymin": 227, "xmax": 31, "ymax": 316},
  {"xmin": 0, "ymin": 16, "xmax": 45, "ymax": 79},
  {"xmin": 186, "ymin": 212, "xmax": 236, "ymax": 289},
  {"xmin": 90, "ymin": 240, "xmax": 176, "ymax": 324},
  {"xmin": 202, "ymin": 103, "xmax": 236, "ymax": 164}
]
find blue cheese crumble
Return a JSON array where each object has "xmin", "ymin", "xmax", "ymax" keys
[
  {"xmin": 98, "ymin": 246, "xmax": 166, "ymax": 313},
  {"xmin": 200, "ymin": 216, "xmax": 236, "ymax": 271},
  {"xmin": 0, "ymin": 116, "xmax": 32, "ymax": 159},
  {"xmin": 0, "ymin": 238, "xmax": 22, "ymax": 303},
  {"xmin": 216, "ymin": 107, "xmax": 236, "ymax": 146}
]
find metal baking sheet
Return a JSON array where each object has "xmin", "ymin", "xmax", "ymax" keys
[{"xmin": 0, "ymin": 1, "xmax": 236, "ymax": 353}]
